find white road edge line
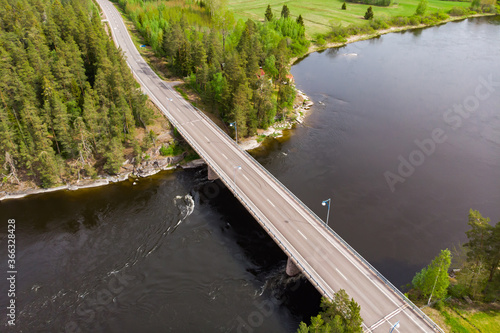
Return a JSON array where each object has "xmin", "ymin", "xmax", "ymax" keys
[{"xmin": 99, "ymin": 3, "xmax": 438, "ymax": 331}]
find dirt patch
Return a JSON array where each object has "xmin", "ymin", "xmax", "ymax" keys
[{"xmin": 422, "ymin": 306, "xmax": 451, "ymax": 332}]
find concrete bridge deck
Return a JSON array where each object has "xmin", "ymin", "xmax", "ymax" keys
[{"xmin": 97, "ymin": 1, "xmax": 444, "ymax": 331}]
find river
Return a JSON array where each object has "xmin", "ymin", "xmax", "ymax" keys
[{"xmin": 1, "ymin": 16, "xmax": 499, "ymax": 333}]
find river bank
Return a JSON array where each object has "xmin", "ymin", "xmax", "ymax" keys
[
  {"xmin": 0, "ymin": 84, "xmax": 313, "ymax": 201},
  {"xmin": 237, "ymin": 88, "xmax": 314, "ymax": 150},
  {"xmin": 4, "ymin": 10, "xmax": 493, "ymax": 201},
  {"xmin": 0, "ymin": 149, "xmax": 192, "ymax": 202},
  {"xmin": 290, "ymin": 13, "xmax": 498, "ymax": 64}
]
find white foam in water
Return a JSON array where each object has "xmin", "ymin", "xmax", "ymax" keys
[{"xmin": 173, "ymin": 194, "xmax": 195, "ymax": 227}]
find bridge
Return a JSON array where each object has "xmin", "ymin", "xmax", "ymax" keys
[{"xmin": 97, "ymin": 1, "xmax": 443, "ymax": 332}]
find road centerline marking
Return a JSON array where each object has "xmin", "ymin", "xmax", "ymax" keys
[
  {"xmin": 336, "ymin": 268, "xmax": 348, "ymax": 281},
  {"xmin": 99, "ymin": 2, "xmax": 442, "ymax": 330},
  {"xmin": 266, "ymin": 199, "xmax": 275, "ymax": 207},
  {"xmin": 297, "ymin": 229, "xmax": 307, "ymax": 240}
]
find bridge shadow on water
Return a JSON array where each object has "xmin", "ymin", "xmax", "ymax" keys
[{"xmin": 187, "ymin": 166, "xmax": 322, "ymax": 325}]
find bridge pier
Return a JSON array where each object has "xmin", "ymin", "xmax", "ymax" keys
[
  {"xmin": 207, "ymin": 166, "xmax": 219, "ymax": 180},
  {"xmin": 286, "ymin": 257, "xmax": 301, "ymax": 276}
]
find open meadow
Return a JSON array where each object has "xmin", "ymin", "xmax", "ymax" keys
[{"xmin": 228, "ymin": 0, "xmax": 472, "ymax": 36}]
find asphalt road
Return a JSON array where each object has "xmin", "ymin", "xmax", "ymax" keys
[{"xmin": 96, "ymin": 1, "xmax": 443, "ymax": 331}]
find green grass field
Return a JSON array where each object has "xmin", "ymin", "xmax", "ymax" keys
[
  {"xmin": 424, "ymin": 303, "xmax": 500, "ymax": 333},
  {"xmin": 228, "ymin": 0, "xmax": 472, "ymax": 36}
]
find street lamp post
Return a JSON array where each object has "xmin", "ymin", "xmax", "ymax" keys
[
  {"xmin": 321, "ymin": 198, "xmax": 331, "ymax": 225},
  {"xmin": 389, "ymin": 321, "xmax": 400, "ymax": 333},
  {"xmin": 229, "ymin": 122, "xmax": 238, "ymax": 144},
  {"xmin": 233, "ymin": 166, "xmax": 242, "ymax": 186}
]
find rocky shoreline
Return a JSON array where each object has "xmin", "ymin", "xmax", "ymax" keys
[
  {"xmin": 0, "ymin": 154, "xmax": 194, "ymax": 201},
  {"xmin": 238, "ymin": 89, "xmax": 313, "ymax": 151},
  {"xmin": 1, "ymin": 85, "xmax": 313, "ymax": 201}
]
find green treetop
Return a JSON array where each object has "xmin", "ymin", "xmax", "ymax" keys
[
  {"xmin": 412, "ymin": 249, "xmax": 451, "ymax": 304},
  {"xmin": 265, "ymin": 4, "xmax": 273, "ymax": 21},
  {"xmin": 281, "ymin": 4, "xmax": 290, "ymax": 18},
  {"xmin": 364, "ymin": 6, "xmax": 374, "ymax": 20}
]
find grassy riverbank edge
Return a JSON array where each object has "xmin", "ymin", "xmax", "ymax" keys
[
  {"xmin": 3, "ymin": 5, "xmax": 495, "ymax": 199},
  {"xmin": 291, "ymin": 12, "xmax": 498, "ymax": 64},
  {"xmin": 421, "ymin": 301, "xmax": 499, "ymax": 332}
]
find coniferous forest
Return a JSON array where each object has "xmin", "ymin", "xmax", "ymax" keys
[
  {"xmin": 0, "ymin": 0, "xmax": 309, "ymax": 190},
  {"xmin": 115, "ymin": 0, "xmax": 309, "ymax": 136},
  {"xmin": 0, "ymin": 0, "xmax": 154, "ymax": 188}
]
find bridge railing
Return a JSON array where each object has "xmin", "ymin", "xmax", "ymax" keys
[
  {"xmin": 153, "ymin": 103, "xmax": 335, "ymax": 300},
  {"xmin": 111, "ymin": 12, "xmax": 443, "ymax": 328},
  {"xmin": 99, "ymin": 3, "xmax": 337, "ymax": 325},
  {"xmin": 188, "ymin": 104, "xmax": 444, "ymax": 333}
]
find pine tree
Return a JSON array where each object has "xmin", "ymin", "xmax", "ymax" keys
[
  {"xmin": 465, "ymin": 210, "xmax": 500, "ymax": 283},
  {"xmin": 253, "ymin": 78, "xmax": 275, "ymax": 128},
  {"xmin": 232, "ymin": 81, "xmax": 252, "ymax": 137},
  {"xmin": 104, "ymin": 137, "xmax": 124, "ymax": 174},
  {"xmin": 36, "ymin": 150, "xmax": 62, "ymax": 188},
  {"xmin": 265, "ymin": 5, "xmax": 273, "ymax": 21},
  {"xmin": 297, "ymin": 292, "xmax": 363, "ymax": 332},
  {"xmin": 192, "ymin": 37, "xmax": 208, "ymax": 70},
  {"xmin": 206, "ymin": 29, "xmax": 223, "ymax": 66},
  {"xmin": 465, "ymin": 210, "xmax": 491, "ymax": 266},
  {"xmin": 296, "ymin": 14, "xmax": 304, "ymax": 26},
  {"xmin": 486, "ymin": 221, "xmax": 500, "ymax": 282},
  {"xmin": 342, "ymin": 2, "xmax": 347, "ymax": 10},
  {"xmin": 281, "ymin": 4, "xmax": 290, "ymax": 19},
  {"xmin": 364, "ymin": 6, "xmax": 374, "ymax": 20}
]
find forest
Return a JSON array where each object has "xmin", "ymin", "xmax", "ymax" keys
[
  {"xmin": 115, "ymin": 0, "xmax": 309, "ymax": 137},
  {"xmin": 0, "ymin": 0, "xmax": 154, "ymax": 188},
  {"xmin": 0, "ymin": 0, "xmax": 309, "ymax": 189}
]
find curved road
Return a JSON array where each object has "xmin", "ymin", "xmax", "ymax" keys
[{"xmin": 97, "ymin": 1, "xmax": 443, "ymax": 332}]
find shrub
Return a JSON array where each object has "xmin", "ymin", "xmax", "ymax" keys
[
  {"xmin": 369, "ymin": 18, "xmax": 389, "ymax": 30},
  {"xmin": 434, "ymin": 10, "xmax": 450, "ymax": 20},
  {"xmin": 315, "ymin": 37, "xmax": 326, "ymax": 46},
  {"xmin": 364, "ymin": 6, "xmax": 374, "ymax": 20},
  {"xmin": 160, "ymin": 142, "xmax": 184, "ymax": 156},
  {"xmin": 391, "ymin": 16, "xmax": 410, "ymax": 26},
  {"xmin": 415, "ymin": 0, "xmax": 428, "ymax": 16},
  {"xmin": 408, "ymin": 15, "xmax": 421, "ymax": 25},
  {"xmin": 482, "ymin": 5, "xmax": 497, "ymax": 13},
  {"xmin": 448, "ymin": 283, "xmax": 469, "ymax": 298},
  {"xmin": 327, "ymin": 25, "xmax": 348, "ymax": 42},
  {"xmin": 433, "ymin": 299, "xmax": 445, "ymax": 311},
  {"xmin": 449, "ymin": 6, "xmax": 467, "ymax": 16},
  {"xmin": 346, "ymin": 0, "xmax": 391, "ymax": 6},
  {"xmin": 471, "ymin": 0, "xmax": 481, "ymax": 11}
]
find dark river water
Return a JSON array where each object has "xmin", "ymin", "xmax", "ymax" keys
[{"xmin": 1, "ymin": 16, "xmax": 500, "ymax": 333}]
